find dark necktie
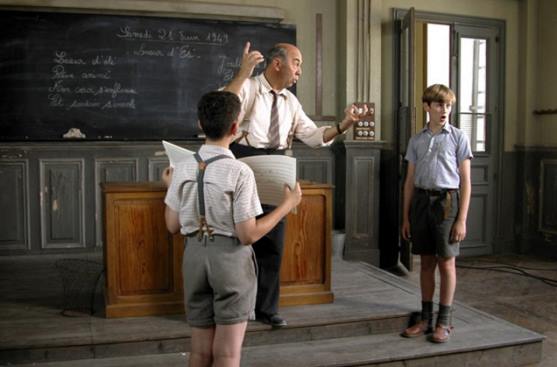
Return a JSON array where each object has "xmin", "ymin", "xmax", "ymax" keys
[{"xmin": 268, "ymin": 91, "xmax": 280, "ymax": 149}]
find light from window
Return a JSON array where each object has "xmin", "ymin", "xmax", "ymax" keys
[
  {"xmin": 427, "ymin": 23, "xmax": 450, "ymax": 87},
  {"xmin": 460, "ymin": 37, "xmax": 487, "ymax": 152}
]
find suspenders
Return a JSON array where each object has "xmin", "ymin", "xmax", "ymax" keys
[{"xmin": 193, "ymin": 153, "xmax": 231, "ymax": 240}]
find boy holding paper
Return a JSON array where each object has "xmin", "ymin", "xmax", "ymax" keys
[{"xmin": 162, "ymin": 91, "xmax": 301, "ymax": 367}]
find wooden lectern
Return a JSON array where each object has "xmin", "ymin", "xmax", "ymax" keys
[{"xmin": 102, "ymin": 181, "xmax": 333, "ymax": 318}]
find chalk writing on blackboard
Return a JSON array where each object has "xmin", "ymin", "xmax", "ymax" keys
[
  {"xmin": 0, "ymin": 10, "xmax": 296, "ymax": 141},
  {"xmin": 48, "ymin": 50, "xmax": 137, "ymax": 111}
]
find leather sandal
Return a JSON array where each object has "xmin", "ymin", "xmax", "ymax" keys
[
  {"xmin": 429, "ymin": 324, "xmax": 454, "ymax": 343},
  {"xmin": 400, "ymin": 319, "xmax": 433, "ymax": 338}
]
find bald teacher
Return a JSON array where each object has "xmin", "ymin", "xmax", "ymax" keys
[{"xmin": 224, "ymin": 42, "xmax": 367, "ymax": 328}]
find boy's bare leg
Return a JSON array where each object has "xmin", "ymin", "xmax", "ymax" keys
[
  {"xmin": 420, "ymin": 255, "xmax": 437, "ymax": 301},
  {"xmin": 437, "ymin": 256, "xmax": 456, "ymax": 306},
  {"xmin": 190, "ymin": 327, "xmax": 216, "ymax": 367},
  {"xmin": 212, "ymin": 322, "xmax": 248, "ymax": 367}
]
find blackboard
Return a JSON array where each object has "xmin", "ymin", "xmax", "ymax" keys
[{"xmin": 0, "ymin": 10, "xmax": 295, "ymax": 141}]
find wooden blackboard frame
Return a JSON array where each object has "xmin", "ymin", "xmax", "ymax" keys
[{"xmin": 0, "ymin": 9, "xmax": 296, "ymax": 141}]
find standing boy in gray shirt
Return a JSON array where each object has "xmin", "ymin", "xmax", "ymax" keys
[{"xmin": 400, "ymin": 84, "xmax": 472, "ymax": 343}]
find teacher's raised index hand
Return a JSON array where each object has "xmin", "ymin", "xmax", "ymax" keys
[{"xmin": 239, "ymin": 41, "xmax": 265, "ymax": 79}]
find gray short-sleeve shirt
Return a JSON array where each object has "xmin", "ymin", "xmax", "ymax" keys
[{"xmin": 405, "ymin": 123, "xmax": 473, "ymax": 190}]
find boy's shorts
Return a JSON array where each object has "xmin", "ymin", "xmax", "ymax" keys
[
  {"xmin": 410, "ymin": 189, "xmax": 460, "ymax": 258},
  {"xmin": 183, "ymin": 235, "xmax": 257, "ymax": 327}
]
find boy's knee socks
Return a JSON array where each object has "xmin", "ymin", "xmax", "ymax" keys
[
  {"xmin": 437, "ymin": 303, "xmax": 452, "ymax": 326},
  {"xmin": 421, "ymin": 301, "xmax": 433, "ymax": 323}
]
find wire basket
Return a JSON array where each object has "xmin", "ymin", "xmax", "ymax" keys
[{"xmin": 54, "ymin": 258, "xmax": 103, "ymax": 316}]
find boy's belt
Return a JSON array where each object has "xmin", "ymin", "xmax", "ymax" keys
[
  {"xmin": 416, "ymin": 188, "xmax": 457, "ymax": 196},
  {"xmin": 186, "ymin": 232, "xmax": 236, "ymax": 241},
  {"xmin": 416, "ymin": 188, "xmax": 458, "ymax": 220}
]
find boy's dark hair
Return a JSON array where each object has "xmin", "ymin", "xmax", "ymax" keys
[
  {"xmin": 422, "ymin": 84, "xmax": 456, "ymax": 105},
  {"xmin": 197, "ymin": 91, "xmax": 241, "ymax": 140}
]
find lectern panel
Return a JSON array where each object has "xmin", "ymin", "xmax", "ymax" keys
[
  {"xmin": 103, "ymin": 183, "xmax": 184, "ymax": 318},
  {"xmin": 103, "ymin": 181, "xmax": 333, "ymax": 317},
  {"xmin": 114, "ymin": 199, "xmax": 173, "ymax": 294},
  {"xmin": 282, "ymin": 194, "xmax": 326, "ymax": 284}
]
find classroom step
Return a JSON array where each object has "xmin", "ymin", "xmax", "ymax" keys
[
  {"xmin": 0, "ymin": 311, "xmax": 409, "ymax": 365},
  {"xmin": 1, "ymin": 259, "xmax": 544, "ymax": 366},
  {"xmin": 15, "ymin": 323, "xmax": 542, "ymax": 367},
  {"xmin": 241, "ymin": 323, "xmax": 543, "ymax": 367}
]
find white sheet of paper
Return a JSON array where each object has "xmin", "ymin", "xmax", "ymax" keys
[
  {"xmin": 162, "ymin": 140, "xmax": 194, "ymax": 167},
  {"xmin": 162, "ymin": 141, "xmax": 296, "ymax": 207},
  {"xmin": 239, "ymin": 155, "xmax": 297, "ymax": 206}
]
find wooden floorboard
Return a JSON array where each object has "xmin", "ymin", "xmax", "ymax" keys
[{"xmin": 0, "ymin": 255, "xmax": 544, "ymax": 366}]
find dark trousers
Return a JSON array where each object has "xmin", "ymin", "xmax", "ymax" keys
[
  {"xmin": 254, "ymin": 206, "xmax": 285, "ymax": 316},
  {"xmin": 230, "ymin": 142, "xmax": 286, "ymax": 316}
]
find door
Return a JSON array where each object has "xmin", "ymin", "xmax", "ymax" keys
[
  {"xmin": 395, "ymin": 9, "xmax": 503, "ymax": 261},
  {"xmin": 453, "ymin": 25, "xmax": 500, "ymax": 255}
]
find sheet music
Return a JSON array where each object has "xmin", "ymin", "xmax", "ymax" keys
[
  {"xmin": 239, "ymin": 155, "xmax": 297, "ymax": 206},
  {"xmin": 162, "ymin": 140, "xmax": 297, "ymax": 207},
  {"xmin": 162, "ymin": 140, "xmax": 194, "ymax": 167}
]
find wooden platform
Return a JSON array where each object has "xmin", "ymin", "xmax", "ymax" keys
[{"xmin": 0, "ymin": 255, "xmax": 544, "ymax": 366}]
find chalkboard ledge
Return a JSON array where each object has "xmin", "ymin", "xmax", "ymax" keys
[{"xmin": 0, "ymin": 140, "xmax": 203, "ymax": 152}]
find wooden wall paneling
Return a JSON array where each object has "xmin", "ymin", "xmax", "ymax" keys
[
  {"xmin": 0, "ymin": 160, "xmax": 30, "ymax": 250},
  {"xmin": 94, "ymin": 158, "xmax": 139, "ymax": 248},
  {"xmin": 297, "ymin": 157, "xmax": 333, "ymax": 184},
  {"xmin": 343, "ymin": 142, "xmax": 380, "ymax": 266},
  {"xmin": 0, "ymin": 142, "xmax": 338, "ymax": 256},
  {"xmin": 148, "ymin": 157, "xmax": 169, "ymax": 182},
  {"xmin": 293, "ymin": 142, "xmax": 334, "ymax": 185},
  {"xmin": 540, "ymin": 159, "xmax": 557, "ymax": 234},
  {"xmin": 39, "ymin": 158, "xmax": 85, "ymax": 249},
  {"xmin": 515, "ymin": 148, "xmax": 557, "ymax": 253},
  {"xmin": 352, "ymin": 156, "xmax": 375, "ymax": 236},
  {"xmin": 95, "ymin": 159, "xmax": 139, "ymax": 183}
]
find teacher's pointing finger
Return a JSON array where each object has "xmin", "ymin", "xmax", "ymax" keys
[{"xmin": 243, "ymin": 41, "xmax": 251, "ymax": 55}]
